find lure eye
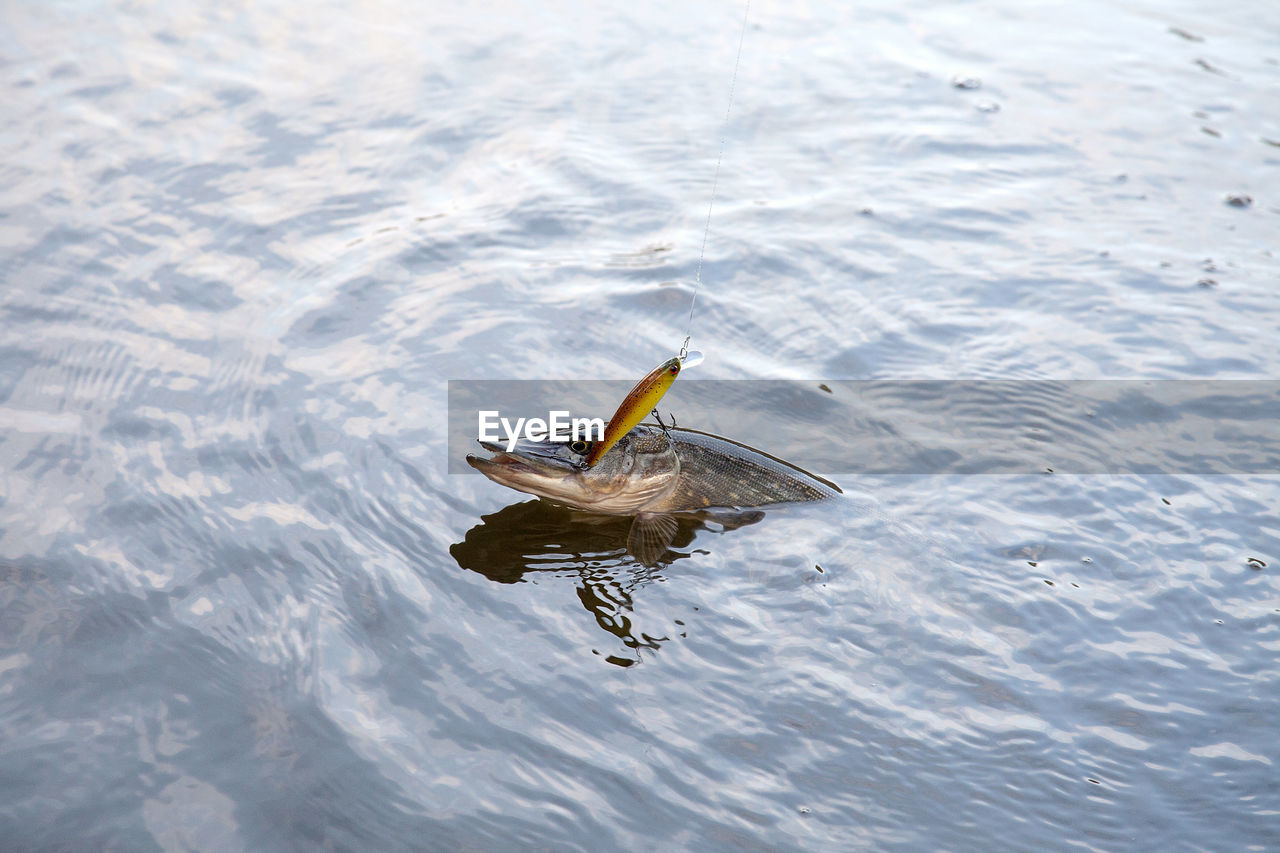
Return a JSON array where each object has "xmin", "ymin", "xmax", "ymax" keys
[{"xmin": 569, "ymin": 440, "xmax": 589, "ymax": 454}]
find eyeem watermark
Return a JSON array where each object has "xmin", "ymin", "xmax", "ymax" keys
[
  {"xmin": 478, "ymin": 410, "xmax": 605, "ymax": 451},
  {"xmin": 451, "ymin": 379, "xmax": 1280, "ymax": 474}
]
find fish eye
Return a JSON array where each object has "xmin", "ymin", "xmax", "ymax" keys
[{"xmin": 569, "ymin": 440, "xmax": 589, "ymax": 454}]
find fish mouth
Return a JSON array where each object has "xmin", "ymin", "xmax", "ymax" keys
[
  {"xmin": 466, "ymin": 439, "xmax": 577, "ymax": 480},
  {"xmin": 466, "ymin": 453, "xmax": 539, "ymax": 476}
]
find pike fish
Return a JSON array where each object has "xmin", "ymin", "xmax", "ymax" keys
[{"xmin": 467, "ymin": 424, "xmax": 841, "ymax": 563}]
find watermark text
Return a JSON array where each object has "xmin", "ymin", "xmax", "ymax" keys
[{"xmin": 478, "ymin": 410, "xmax": 605, "ymax": 451}]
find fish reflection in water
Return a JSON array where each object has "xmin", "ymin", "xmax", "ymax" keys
[{"xmin": 450, "ymin": 499, "xmax": 764, "ymax": 666}]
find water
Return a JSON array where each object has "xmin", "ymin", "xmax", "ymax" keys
[{"xmin": 2, "ymin": 0, "xmax": 1278, "ymax": 849}]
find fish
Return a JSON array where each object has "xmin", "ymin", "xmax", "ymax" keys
[
  {"xmin": 467, "ymin": 423, "xmax": 841, "ymax": 563},
  {"xmin": 584, "ymin": 356, "xmax": 682, "ymax": 466}
]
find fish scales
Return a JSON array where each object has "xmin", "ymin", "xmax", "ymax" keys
[
  {"xmin": 468, "ymin": 423, "xmax": 838, "ymax": 515},
  {"xmin": 467, "ymin": 423, "xmax": 839, "ymax": 563},
  {"xmin": 651, "ymin": 429, "xmax": 839, "ymax": 511}
]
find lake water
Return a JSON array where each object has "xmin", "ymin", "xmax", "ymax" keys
[{"xmin": 2, "ymin": 0, "xmax": 1278, "ymax": 850}]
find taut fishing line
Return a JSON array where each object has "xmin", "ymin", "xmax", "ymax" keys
[{"xmin": 680, "ymin": 0, "xmax": 751, "ymax": 364}]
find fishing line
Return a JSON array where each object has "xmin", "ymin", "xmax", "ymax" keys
[{"xmin": 680, "ymin": 0, "xmax": 751, "ymax": 363}]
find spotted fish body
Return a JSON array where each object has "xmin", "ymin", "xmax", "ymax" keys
[
  {"xmin": 645, "ymin": 427, "xmax": 839, "ymax": 511},
  {"xmin": 467, "ymin": 424, "xmax": 839, "ymax": 563}
]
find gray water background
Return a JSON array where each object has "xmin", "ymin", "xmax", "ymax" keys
[{"xmin": 2, "ymin": 0, "xmax": 1278, "ymax": 850}]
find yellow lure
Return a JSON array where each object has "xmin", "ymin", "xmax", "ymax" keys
[{"xmin": 585, "ymin": 356, "xmax": 682, "ymax": 466}]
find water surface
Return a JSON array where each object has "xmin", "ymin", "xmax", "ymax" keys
[{"xmin": 2, "ymin": 0, "xmax": 1278, "ymax": 849}]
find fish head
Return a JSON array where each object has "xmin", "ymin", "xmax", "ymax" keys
[{"xmin": 467, "ymin": 425, "xmax": 679, "ymax": 514}]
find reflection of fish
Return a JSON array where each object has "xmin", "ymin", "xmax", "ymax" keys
[
  {"xmin": 450, "ymin": 499, "xmax": 762, "ymax": 665},
  {"xmin": 466, "ymin": 424, "xmax": 839, "ymax": 563}
]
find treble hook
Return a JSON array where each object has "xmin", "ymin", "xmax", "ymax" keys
[{"xmin": 652, "ymin": 409, "xmax": 675, "ymax": 435}]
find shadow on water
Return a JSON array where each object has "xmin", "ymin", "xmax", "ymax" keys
[{"xmin": 450, "ymin": 499, "xmax": 764, "ymax": 666}]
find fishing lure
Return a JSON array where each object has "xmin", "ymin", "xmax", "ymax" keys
[
  {"xmin": 584, "ymin": 350, "xmax": 702, "ymax": 467},
  {"xmin": 585, "ymin": 357, "xmax": 681, "ymax": 467},
  {"xmin": 580, "ymin": 0, "xmax": 744, "ymax": 468}
]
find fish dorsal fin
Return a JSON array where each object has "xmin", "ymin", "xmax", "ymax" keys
[{"xmin": 627, "ymin": 513, "xmax": 680, "ymax": 566}]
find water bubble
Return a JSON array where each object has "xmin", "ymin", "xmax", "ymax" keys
[{"xmin": 680, "ymin": 350, "xmax": 704, "ymax": 369}]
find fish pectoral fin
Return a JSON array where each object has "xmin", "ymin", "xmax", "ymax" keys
[{"xmin": 627, "ymin": 513, "xmax": 680, "ymax": 566}]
